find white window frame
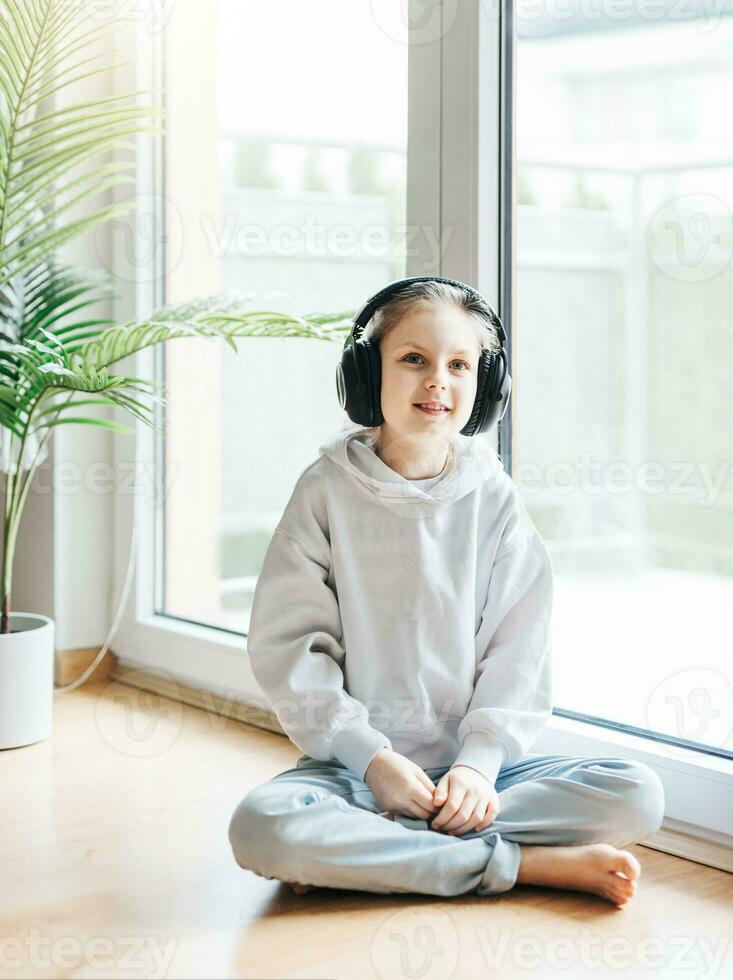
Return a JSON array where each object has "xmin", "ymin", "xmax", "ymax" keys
[{"xmin": 110, "ymin": 1, "xmax": 733, "ymax": 865}]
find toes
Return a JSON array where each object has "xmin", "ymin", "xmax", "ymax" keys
[
  {"xmin": 614, "ymin": 850, "xmax": 641, "ymax": 881},
  {"xmin": 607, "ymin": 887, "xmax": 630, "ymax": 908},
  {"xmin": 607, "ymin": 876, "xmax": 635, "ymax": 907}
]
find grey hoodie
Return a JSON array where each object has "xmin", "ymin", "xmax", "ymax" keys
[{"xmin": 246, "ymin": 424, "xmax": 554, "ymax": 784}]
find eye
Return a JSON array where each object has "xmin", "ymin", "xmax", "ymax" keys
[{"xmin": 402, "ymin": 353, "xmax": 470, "ymax": 370}]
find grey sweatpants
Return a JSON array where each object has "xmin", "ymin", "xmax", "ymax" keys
[{"xmin": 228, "ymin": 751, "xmax": 665, "ymax": 897}]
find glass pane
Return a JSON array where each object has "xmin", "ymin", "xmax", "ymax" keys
[
  {"xmin": 160, "ymin": 1, "xmax": 407, "ymax": 632},
  {"xmin": 516, "ymin": 3, "xmax": 733, "ymax": 756}
]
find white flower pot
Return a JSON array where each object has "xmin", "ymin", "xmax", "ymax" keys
[{"xmin": 0, "ymin": 613, "xmax": 54, "ymax": 750}]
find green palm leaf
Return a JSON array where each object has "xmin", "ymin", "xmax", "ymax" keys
[
  {"xmin": 72, "ymin": 295, "xmax": 355, "ymax": 372},
  {"xmin": 1, "ymin": 262, "xmax": 355, "ymax": 449},
  {"xmin": 0, "ymin": 0, "xmax": 162, "ymax": 286},
  {"xmin": 0, "ymin": 256, "xmax": 355, "ymax": 636}
]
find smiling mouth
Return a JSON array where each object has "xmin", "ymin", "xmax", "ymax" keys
[{"xmin": 414, "ymin": 403, "xmax": 451, "ymax": 415}]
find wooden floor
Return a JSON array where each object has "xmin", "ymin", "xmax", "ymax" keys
[{"xmin": 1, "ymin": 678, "xmax": 732, "ymax": 980}]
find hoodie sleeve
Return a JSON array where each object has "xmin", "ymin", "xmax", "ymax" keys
[
  {"xmin": 246, "ymin": 476, "xmax": 392, "ymax": 782},
  {"xmin": 453, "ymin": 488, "xmax": 554, "ymax": 786}
]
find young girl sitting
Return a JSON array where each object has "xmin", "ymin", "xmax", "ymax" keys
[{"xmin": 228, "ymin": 276, "xmax": 665, "ymax": 907}]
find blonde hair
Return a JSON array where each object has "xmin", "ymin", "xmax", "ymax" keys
[
  {"xmin": 363, "ymin": 279, "xmax": 502, "ymax": 355},
  {"xmin": 340, "ymin": 281, "xmax": 499, "ymax": 462}
]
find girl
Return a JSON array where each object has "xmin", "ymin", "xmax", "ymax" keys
[{"xmin": 228, "ymin": 276, "xmax": 665, "ymax": 907}]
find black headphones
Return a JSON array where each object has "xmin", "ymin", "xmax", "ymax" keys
[{"xmin": 335, "ymin": 275, "xmax": 512, "ymax": 437}]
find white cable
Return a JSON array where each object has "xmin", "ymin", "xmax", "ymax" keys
[{"xmin": 54, "ymin": 498, "xmax": 139, "ymax": 696}]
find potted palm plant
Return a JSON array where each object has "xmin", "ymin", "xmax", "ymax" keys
[{"xmin": 0, "ymin": 0, "xmax": 353, "ymax": 749}]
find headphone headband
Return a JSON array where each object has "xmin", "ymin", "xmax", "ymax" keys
[{"xmin": 352, "ymin": 275, "xmax": 507, "ymax": 347}]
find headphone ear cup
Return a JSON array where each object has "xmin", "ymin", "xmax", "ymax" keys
[
  {"xmin": 336, "ymin": 336, "xmax": 367, "ymax": 425},
  {"xmin": 460, "ymin": 350, "xmax": 494, "ymax": 437},
  {"xmin": 361, "ymin": 339, "xmax": 384, "ymax": 426},
  {"xmin": 461, "ymin": 349, "xmax": 512, "ymax": 436},
  {"xmin": 494, "ymin": 356, "xmax": 512, "ymax": 425},
  {"xmin": 336, "ymin": 336, "xmax": 384, "ymax": 426}
]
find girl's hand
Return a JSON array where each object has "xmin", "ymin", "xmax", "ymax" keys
[
  {"xmin": 429, "ymin": 765, "xmax": 500, "ymax": 835},
  {"xmin": 364, "ymin": 748, "xmax": 441, "ymax": 820}
]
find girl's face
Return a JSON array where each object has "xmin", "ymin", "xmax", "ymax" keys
[{"xmin": 377, "ymin": 303, "xmax": 482, "ymax": 450}]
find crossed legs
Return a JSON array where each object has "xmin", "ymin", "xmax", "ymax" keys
[{"xmin": 228, "ymin": 753, "xmax": 665, "ymax": 906}]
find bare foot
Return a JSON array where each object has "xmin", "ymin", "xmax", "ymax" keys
[{"xmin": 516, "ymin": 843, "xmax": 641, "ymax": 908}]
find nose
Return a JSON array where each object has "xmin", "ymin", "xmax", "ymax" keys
[{"xmin": 425, "ymin": 365, "xmax": 450, "ymax": 390}]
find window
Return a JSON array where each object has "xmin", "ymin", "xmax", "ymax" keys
[
  {"xmin": 112, "ymin": 0, "xmax": 732, "ymax": 852},
  {"xmin": 516, "ymin": 0, "xmax": 733, "ymax": 761},
  {"xmin": 159, "ymin": 1, "xmax": 408, "ymax": 634}
]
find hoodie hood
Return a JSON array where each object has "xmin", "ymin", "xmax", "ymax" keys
[{"xmin": 318, "ymin": 425, "xmax": 505, "ymax": 518}]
